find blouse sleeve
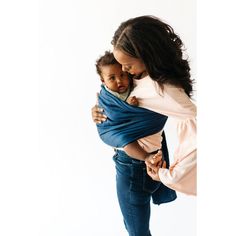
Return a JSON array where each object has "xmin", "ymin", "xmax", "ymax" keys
[
  {"xmin": 158, "ymin": 85, "xmax": 197, "ymax": 195},
  {"xmin": 159, "ymin": 117, "xmax": 197, "ymax": 195},
  {"xmin": 131, "ymin": 78, "xmax": 197, "ymax": 195}
]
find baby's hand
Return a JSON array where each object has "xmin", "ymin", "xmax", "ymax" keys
[{"xmin": 126, "ymin": 96, "xmax": 139, "ymax": 106}]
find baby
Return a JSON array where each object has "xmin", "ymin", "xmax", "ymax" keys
[{"xmin": 96, "ymin": 51, "xmax": 162, "ymax": 162}]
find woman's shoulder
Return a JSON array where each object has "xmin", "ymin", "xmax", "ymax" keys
[
  {"xmin": 131, "ymin": 76, "xmax": 196, "ymax": 118},
  {"xmin": 162, "ymin": 83, "xmax": 196, "ymax": 117},
  {"xmin": 148, "ymin": 78, "xmax": 196, "ymax": 118},
  {"xmin": 135, "ymin": 76, "xmax": 191, "ymax": 98}
]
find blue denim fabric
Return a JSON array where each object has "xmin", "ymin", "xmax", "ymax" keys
[{"xmin": 113, "ymin": 149, "xmax": 177, "ymax": 236}]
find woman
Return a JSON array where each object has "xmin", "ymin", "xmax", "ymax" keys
[{"xmin": 92, "ymin": 15, "xmax": 196, "ymax": 236}]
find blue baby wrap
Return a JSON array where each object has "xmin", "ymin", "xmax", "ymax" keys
[
  {"xmin": 96, "ymin": 85, "xmax": 177, "ymax": 204},
  {"xmin": 96, "ymin": 85, "xmax": 168, "ymax": 148}
]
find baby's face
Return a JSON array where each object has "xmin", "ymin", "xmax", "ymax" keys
[{"xmin": 101, "ymin": 64, "xmax": 130, "ymax": 93}]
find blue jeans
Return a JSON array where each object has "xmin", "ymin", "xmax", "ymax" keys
[{"xmin": 113, "ymin": 150, "xmax": 162, "ymax": 236}]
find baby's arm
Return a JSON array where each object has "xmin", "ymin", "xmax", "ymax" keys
[{"xmin": 126, "ymin": 96, "xmax": 139, "ymax": 106}]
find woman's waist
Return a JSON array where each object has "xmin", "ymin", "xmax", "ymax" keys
[
  {"xmin": 137, "ymin": 131, "xmax": 163, "ymax": 152},
  {"xmin": 113, "ymin": 148, "xmax": 160, "ymax": 164}
]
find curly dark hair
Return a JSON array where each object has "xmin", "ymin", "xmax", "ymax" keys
[
  {"xmin": 112, "ymin": 15, "xmax": 194, "ymax": 97},
  {"xmin": 95, "ymin": 51, "xmax": 118, "ymax": 78}
]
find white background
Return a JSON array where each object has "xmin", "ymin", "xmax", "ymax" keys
[{"xmin": 1, "ymin": 0, "xmax": 235, "ymax": 236}]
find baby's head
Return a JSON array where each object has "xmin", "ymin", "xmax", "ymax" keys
[{"xmin": 96, "ymin": 51, "xmax": 130, "ymax": 93}]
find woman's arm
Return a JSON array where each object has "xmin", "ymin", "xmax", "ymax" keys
[
  {"xmin": 131, "ymin": 78, "xmax": 197, "ymax": 195},
  {"xmin": 158, "ymin": 118, "xmax": 197, "ymax": 195}
]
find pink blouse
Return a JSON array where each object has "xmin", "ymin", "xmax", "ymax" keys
[{"xmin": 130, "ymin": 76, "xmax": 197, "ymax": 196}]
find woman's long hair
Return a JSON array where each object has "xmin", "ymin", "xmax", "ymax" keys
[{"xmin": 112, "ymin": 15, "xmax": 194, "ymax": 97}]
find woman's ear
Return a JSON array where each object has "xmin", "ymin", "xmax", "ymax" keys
[{"xmin": 100, "ymin": 78, "xmax": 105, "ymax": 84}]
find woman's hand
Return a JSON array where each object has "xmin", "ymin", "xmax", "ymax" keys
[
  {"xmin": 91, "ymin": 105, "xmax": 107, "ymax": 124},
  {"xmin": 145, "ymin": 150, "xmax": 166, "ymax": 181},
  {"xmin": 91, "ymin": 93, "xmax": 107, "ymax": 124}
]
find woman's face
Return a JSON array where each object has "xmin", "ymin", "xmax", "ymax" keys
[{"xmin": 113, "ymin": 48, "xmax": 147, "ymax": 79}]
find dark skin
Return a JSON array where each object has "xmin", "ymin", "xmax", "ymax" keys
[
  {"xmin": 91, "ymin": 97, "xmax": 107, "ymax": 124},
  {"xmin": 145, "ymin": 152, "xmax": 166, "ymax": 181}
]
